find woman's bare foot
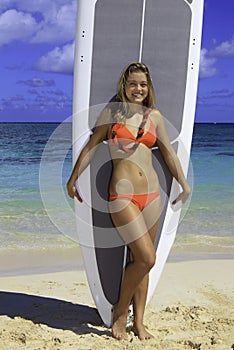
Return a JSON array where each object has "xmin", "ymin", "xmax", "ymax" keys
[
  {"xmin": 132, "ymin": 323, "xmax": 154, "ymax": 340},
  {"xmin": 112, "ymin": 305, "xmax": 128, "ymax": 341}
]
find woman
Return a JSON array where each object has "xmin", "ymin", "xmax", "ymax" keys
[{"xmin": 67, "ymin": 62, "xmax": 190, "ymax": 341}]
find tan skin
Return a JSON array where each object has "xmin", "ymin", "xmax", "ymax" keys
[{"xmin": 67, "ymin": 71, "xmax": 190, "ymax": 341}]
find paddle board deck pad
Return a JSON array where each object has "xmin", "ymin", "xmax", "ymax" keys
[{"xmin": 73, "ymin": 0, "xmax": 204, "ymax": 327}]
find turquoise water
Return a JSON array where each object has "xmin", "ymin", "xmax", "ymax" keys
[
  {"xmin": 0, "ymin": 123, "xmax": 74, "ymax": 252},
  {"xmin": 0, "ymin": 122, "xmax": 233, "ymax": 263},
  {"xmin": 172, "ymin": 123, "xmax": 234, "ymax": 259}
]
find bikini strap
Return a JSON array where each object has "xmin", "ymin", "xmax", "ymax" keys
[{"xmin": 136, "ymin": 108, "xmax": 150, "ymax": 139}]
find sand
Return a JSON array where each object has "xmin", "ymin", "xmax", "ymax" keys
[{"xmin": 0, "ymin": 259, "xmax": 233, "ymax": 350}]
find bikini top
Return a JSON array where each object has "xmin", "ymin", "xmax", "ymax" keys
[{"xmin": 109, "ymin": 109, "xmax": 156, "ymax": 153}]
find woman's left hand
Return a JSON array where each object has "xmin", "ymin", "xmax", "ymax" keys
[{"xmin": 172, "ymin": 186, "xmax": 190, "ymax": 205}]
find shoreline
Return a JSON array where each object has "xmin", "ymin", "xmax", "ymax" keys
[
  {"xmin": 0, "ymin": 259, "xmax": 233, "ymax": 349},
  {"xmin": 0, "ymin": 246, "xmax": 234, "ymax": 278},
  {"xmin": 0, "ymin": 246, "xmax": 83, "ymax": 277},
  {"xmin": 1, "ymin": 245, "xmax": 234, "ymax": 277}
]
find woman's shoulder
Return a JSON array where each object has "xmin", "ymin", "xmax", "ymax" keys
[
  {"xmin": 96, "ymin": 107, "xmax": 112, "ymax": 127},
  {"xmin": 94, "ymin": 107, "xmax": 115, "ymax": 141},
  {"xmin": 149, "ymin": 108, "xmax": 163, "ymax": 125}
]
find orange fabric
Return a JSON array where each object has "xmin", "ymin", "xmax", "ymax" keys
[
  {"xmin": 110, "ymin": 120, "xmax": 156, "ymax": 151},
  {"xmin": 109, "ymin": 109, "xmax": 156, "ymax": 152},
  {"xmin": 109, "ymin": 192, "xmax": 160, "ymax": 211}
]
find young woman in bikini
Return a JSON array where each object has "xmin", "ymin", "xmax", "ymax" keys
[{"xmin": 67, "ymin": 62, "xmax": 190, "ymax": 341}]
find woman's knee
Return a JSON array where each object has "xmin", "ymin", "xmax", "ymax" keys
[
  {"xmin": 149, "ymin": 250, "xmax": 157, "ymax": 270},
  {"xmin": 142, "ymin": 250, "xmax": 156, "ymax": 272}
]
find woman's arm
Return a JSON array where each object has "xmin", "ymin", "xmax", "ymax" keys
[
  {"xmin": 153, "ymin": 110, "xmax": 191, "ymax": 204},
  {"xmin": 67, "ymin": 108, "xmax": 111, "ymax": 202}
]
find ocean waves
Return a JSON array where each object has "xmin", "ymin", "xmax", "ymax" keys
[{"xmin": 0, "ymin": 122, "xmax": 233, "ymax": 260}]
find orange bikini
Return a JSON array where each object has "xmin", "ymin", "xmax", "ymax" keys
[
  {"xmin": 109, "ymin": 108, "xmax": 160, "ymax": 211},
  {"xmin": 109, "ymin": 192, "xmax": 160, "ymax": 211},
  {"xmin": 109, "ymin": 108, "xmax": 156, "ymax": 152}
]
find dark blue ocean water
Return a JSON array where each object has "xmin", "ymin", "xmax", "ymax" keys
[{"xmin": 0, "ymin": 122, "xmax": 233, "ymax": 260}]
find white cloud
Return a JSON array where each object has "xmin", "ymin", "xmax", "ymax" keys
[
  {"xmin": 0, "ymin": 89, "xmax": 71, "ymax": 112},
  {"xmin": 31, "ymin": 1, "xmax": 76, "ymax": 44},
  {"xmin": 0, "ymin": 9, "xmax": 39, "ymax": 46},
  {"xmin": 209, "ymin": 35, "xmax": 234, "ymax": 58},
  {"xmin": 0, "ymin": 1, "xmax": 77, "ymax": 45},
  {"xmin": 0, "ymin": 0, "xmax": 67, "ymax": 21},
  {"xmin": 0, "ymin": 1, "xmax": 76, "ymax": 74},
  {"xmin": 17, "ymin": 78, "xmax": 55, "ymax": 87},
  {"xmin": 36, "ymin": 42, "xmax": 75, "ymax": 74},
  {"xmin": 199, "ymin": 35, "xmax": 234, "ymax": 79},
  {"xmin": 199, "ymin": 48, "xmax": 218, "ymax": 79}
]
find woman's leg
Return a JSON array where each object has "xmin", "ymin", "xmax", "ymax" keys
[
  {"xmin": 109, "ymin": 199, "xmax": 156, "ymax": 340},
  {"xmin": 131, "ymin": 196, "xmax": 161, "ymax": 339}
]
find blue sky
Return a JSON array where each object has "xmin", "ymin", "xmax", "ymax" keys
[{"xmin": 0, "ymin": 0, "xmax": 233, "ymax": 123}]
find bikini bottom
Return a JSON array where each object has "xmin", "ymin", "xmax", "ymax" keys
[{"xmin": 109, "ymin": 191, "xmax": 160, "ymax": 212}]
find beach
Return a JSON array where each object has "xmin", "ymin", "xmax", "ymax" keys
[
  {"xmin": 0, "ymin": 259, "xmax": 233, "ymax": 350},
  {"xmin": 0, "ymin": 122, "xmax": 233, "ymax": 349}
]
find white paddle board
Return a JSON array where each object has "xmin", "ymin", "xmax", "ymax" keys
[{"xmin": 72, "ymin": 0, "xmax": 204, "ymax": 327}]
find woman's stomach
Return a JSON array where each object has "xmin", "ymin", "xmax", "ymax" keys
[{"xmin": 109, "ymin": 159, "xmax": 160, "ymax": 195}]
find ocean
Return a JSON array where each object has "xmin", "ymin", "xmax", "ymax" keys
[{"xmin": 0, "ymin": 122, "xmax": 233, "ymax": 274}]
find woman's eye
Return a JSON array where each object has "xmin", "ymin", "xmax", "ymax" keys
[{"xmin": 127, "ymin": 82, "xmax": 147, "ymax": 88}]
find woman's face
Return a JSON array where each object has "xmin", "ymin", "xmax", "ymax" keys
[{"xmin": 125, "ymin": 71, "xmax": 148, "ymax": 105}]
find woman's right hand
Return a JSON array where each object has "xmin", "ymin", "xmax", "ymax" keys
[{"xmin": 66, "ymin": 179, "xmax": 83, "ymax": 202}]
